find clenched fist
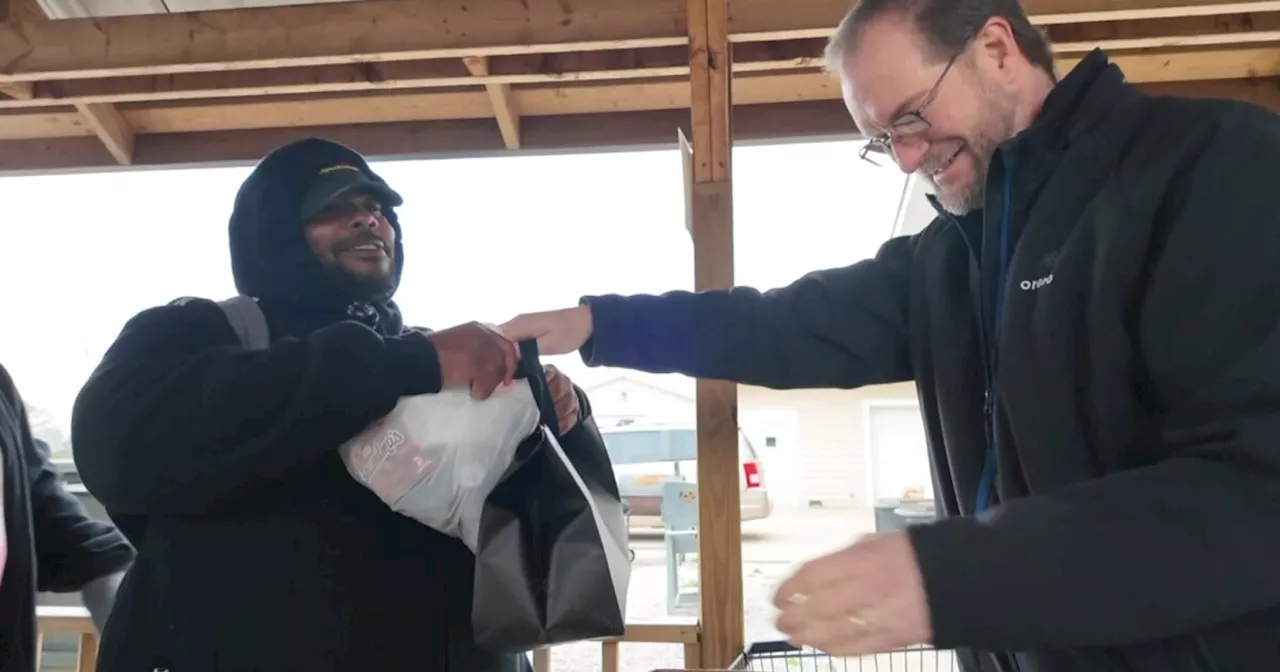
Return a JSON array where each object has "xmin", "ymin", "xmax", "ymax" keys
[{"xmin": 427, "ymin": 321, "xmax": 519, "ymax": 399}]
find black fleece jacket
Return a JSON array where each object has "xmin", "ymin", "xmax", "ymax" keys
[
  {"xmin": 71, "ymin": 138, "xmax": 527, "ymax": 672},
  {"xmin": 1, "ymin": 363, "xmax": 134, "ymax": 672},
  {"xmin": 576, "ymin": 51, "xmax": 1280, "ymax": 672}
]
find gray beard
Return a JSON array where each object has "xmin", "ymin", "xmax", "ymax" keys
[
  {"xmin": 925, "ymin": 83, "xmax": 1017, "ymax": 216},
  {"xmin": 924, "ymin": 148, "xmax": 990, "ymax": 215}
]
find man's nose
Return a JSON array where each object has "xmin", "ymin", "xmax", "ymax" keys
[
  {"xmin": 348, "ymin": 211, "xmax": 379, "ymax": 228},
  {"xmin": 892, "ymin": 139, "xmax": 930, "ymax": 174}
]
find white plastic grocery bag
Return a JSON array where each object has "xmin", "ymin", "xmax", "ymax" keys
[{"xmin": 338, "ymin": 383, "xmax": 541, "ymax": 550}]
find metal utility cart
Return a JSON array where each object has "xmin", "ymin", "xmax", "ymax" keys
[{"xmin": 654, "ymin": 640, "xmax": 959, "ymax": 672}]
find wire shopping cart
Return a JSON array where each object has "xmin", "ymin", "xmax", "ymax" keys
[{"xmin": 655, "ymin": 640, "xmax": 960, "ymax": 672}]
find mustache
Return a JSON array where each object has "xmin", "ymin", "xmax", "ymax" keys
[
  {"xmin": 335, "ymin": 230, "xmax": 389, "ymax": 252},
  {"xmin": 919, "ymin": 143, "xmax": 965, "ymax": 175}
]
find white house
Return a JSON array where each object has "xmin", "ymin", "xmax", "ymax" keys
[{"xmin": 584, "ymin": 375, "xmax": 933, "ymax": 509}]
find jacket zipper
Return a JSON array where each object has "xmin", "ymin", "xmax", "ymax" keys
[
  {"xmin": 944, "ymin": 165, "xmax": 1014, "ymax": 518},
  {"xmin": 945, "ymin": 165, "xmax": 1021, "ymax": 672}
]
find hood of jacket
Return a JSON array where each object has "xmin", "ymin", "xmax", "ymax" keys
[{"xmin": 229, "ymin": 137, "xmax": 406, "ymax": 329}]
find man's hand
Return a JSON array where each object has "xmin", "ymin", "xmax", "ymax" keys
[
  {"xmin": 500, "ymin": 305, "xmax": 594, "ymax": 357},
  {"xmin": 426, "ymin": 321, "xmax": 519, "ymax": 399},
  {"xmin": 773, "ymin": 531, "xmax": 932, "ymax": 656},
  {"xmin": 543, "ymin": 365, "xmax": 580, "ymax": 435}
]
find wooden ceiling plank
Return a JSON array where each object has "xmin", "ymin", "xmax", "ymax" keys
[
  {"xmin": 4, "ymin": 0, "xmax": 1280, "ymax": 82},
  {"xmin": 5, "ymin": 77, "xmax": 1278, "ymax": 175},
  {"xmin": 464, "ymin": 56, "xmax": 522, "ymax": 150},
  {"xmin": 3, "ymin": 41, "xmax": 1270, "ymax": 140},
  {"xmin": 74, "ymin": 102, "xmax": 135, "ymax": 164},
  {"xmin": 0, "ymin": 40, "xmax": 1274, "ymax": 140},
  {"xmin": 0, "ymin": 0, "xmax": 690, "ymax": 82},
  {"xmin": 1049, "ymin": 12, "xmax": 1280, "ymax": 52},
  {"xmin": 0, "ymin": 109, "xmax": 91, "ymax": 139},
  {"xmin": 0, "ymin": 102, "xmax": 849, "ymax": 175},
  {"xmin": 725, "ymin": 0, "xmax": 1280, "ymax": 42},
  {"xmin": 0, "ymin": 81, "xmax": 34, "ymax": 99},
  {"xmin": 7, "ymin": 13, "xmax": 1280, "ymax": 112},
  {"xmin": 1, "ymin": 0, "xmax": 50, "ymax": 22}
]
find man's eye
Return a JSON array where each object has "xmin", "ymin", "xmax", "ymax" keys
[{"xmin": 890, "ymin": 117, "xmax": 930, "ymax": 136}]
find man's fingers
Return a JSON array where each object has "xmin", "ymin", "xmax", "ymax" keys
[
  {"xmin": 499, "ymin": 336, "xmax": 519, "ymax": 384},
  {"xmin": 788, "ymin": 616, "xmax": 884, "ymax": 657},
  {"xmin": 498, "ymin": 315, "xmax": 542, "ymax": 343},
  {"xmin": 774, "ymin": 552, "xmax": 851, "ymax": 610}
]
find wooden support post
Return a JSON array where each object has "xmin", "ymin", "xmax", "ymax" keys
[{"xmin": 687, "ymin": 0, "xmax": 744, "ymax": 667}]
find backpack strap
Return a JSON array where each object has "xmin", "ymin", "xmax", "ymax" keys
[{"xmin": 216, "ymin": 296, "xmax": 270, "ymax": 351}]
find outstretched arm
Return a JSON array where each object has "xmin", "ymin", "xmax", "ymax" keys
[{"xmin": 581, "ymin": 234, "xmax": 917, "ymax": 389}]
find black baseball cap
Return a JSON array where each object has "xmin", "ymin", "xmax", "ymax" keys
[{"xmin": 299, "ymin": 163, "xmax": 404, "ymax": 220}]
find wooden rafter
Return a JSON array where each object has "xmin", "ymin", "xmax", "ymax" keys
[
  {"xmin": 3, "ymin": 0, "xmax": 1280, "ymax": 82},
  {"xmin": 0, "ymin": 80, "xmax": 33, "ymax": 100},
  {"xmin": 2, "ymin": 76, "xmax": 1278, "ymax": 174},
  {"xmin": 3, "ymin": 0, "xmax": 1280, "ymax": 172},
  {"xmin": 463, "ymin": 56, "xmax": 522, "ymax": 150},
  {"xmin": 13, "ymin": 0, "xmax": 136, "ymax": 164},
  {"xmin": 73, "ymin": 102, "xmax": 135, "ymax": 164},
  {"xmin": 2, "ymin": 17, "xmax": 1280, "ymax": 111},
  {"xmin": 3, "ymin": 42, "xmax": 1278, "ymax": 141}
]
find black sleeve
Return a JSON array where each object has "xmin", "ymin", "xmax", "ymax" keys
[
  {"xmin": 579, "ymin": 234, "xmax": 916, "ymax": 389},
  {"xmin": 71, "ymin": 298, "xmax": 444, "ymax": 516},
  {"xmin": 911, "ymin": 107, "xmax": 1280, "ymax": 649},
  {"xmin": 0, "ymin": 368, "xmax": 135, "ymax": 593}
]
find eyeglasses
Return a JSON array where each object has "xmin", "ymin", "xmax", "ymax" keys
[{"xmin": 859, "ymin": 39, "xmax": 972, "ymax": 166}]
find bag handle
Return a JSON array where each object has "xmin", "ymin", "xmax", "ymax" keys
[{"xmin": 516, "ymin": 339, "xmax": 561, "ymax": 438}]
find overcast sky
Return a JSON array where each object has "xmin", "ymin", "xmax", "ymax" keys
[{"xmin": 0, "ymin": 140, "xmax": 908, "ymax": 425}]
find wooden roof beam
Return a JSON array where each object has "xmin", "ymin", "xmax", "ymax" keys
[
  {"xmin": 6, "ymin": 11, "xmax": 1280, "ymax": 111},
  {"xmin": 74, "ymin": 101, "xmax": 134, "ymax": 164},
  {"xmin": 1048, "ymin": 12, "xmax": 1280, "ymax": 51},
  {"xmin": 4, "ymin": 76, "xmax": 1277, "ymax": 174},
  {"xmin": 0, "ymin": 81, "xmax": 33, "ymax": 100},
  {"xmin": 1, "ymin": 42, "xmax": 1274, "ymax": 141},
  {"xmin": 3, "ymin": 0, "xmax": 1280, "ymax": 82},
  {"xmin": 464, "ymin": 56, "xmax": 521, "ymax": 150}
]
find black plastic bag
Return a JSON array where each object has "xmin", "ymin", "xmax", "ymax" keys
[{"xmin": 472, "ymin": 341, "xmax": 631, "ymax": 652}]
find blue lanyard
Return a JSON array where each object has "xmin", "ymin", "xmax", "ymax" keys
[{"xmin": 973, "ymin": 171, "xmax": 1014, "ymax": 516}]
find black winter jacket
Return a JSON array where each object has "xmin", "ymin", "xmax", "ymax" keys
[
  {"xmin": 578, "ymin": 50, "xmax": 1280, "ymax": 672},
  {"xmin": 1, "ymin": 364, "xmax": 135, "ymax": 672},
  {"xmin": 71, "ymin": 138, "xmax": 529, "ymax": 672}
]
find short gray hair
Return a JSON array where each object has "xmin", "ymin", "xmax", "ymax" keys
[{"xmin": 823, "ymin": 0, "xmax": 1055, "ymax": 80}]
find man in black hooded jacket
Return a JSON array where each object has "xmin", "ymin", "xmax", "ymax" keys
[{"xmin": 71, "ymin": 138, "xmax": 570, "ymax": 672}]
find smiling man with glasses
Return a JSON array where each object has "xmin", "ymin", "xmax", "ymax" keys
[{"xmin": 501, "ymin": 1, "xmax": 1280, "ymax": 670}]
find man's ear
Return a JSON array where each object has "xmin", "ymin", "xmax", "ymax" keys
[{"xmin": 973, "ymin": 16, "xmax": 1019, "ymax": 74}]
